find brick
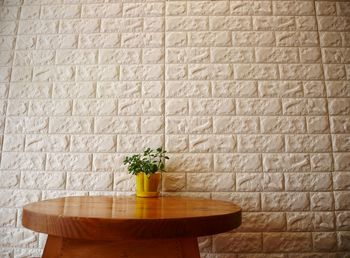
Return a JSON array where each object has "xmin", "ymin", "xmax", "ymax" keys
[
  {"xmin": 61, "ymin": 19, "xmax": 100, "ymax": 33},
  {"xmin": 0, "ymin": 208, "xmax": 17, "ymax": 227},
  {"xmin": 92, "ymin": 154, "xmax": 125, "ymax": 172},
  {"xmin": 74, "ymin": 99, "xmax": 117, "ymax": 116},
  {"xmin": 212, "ymin": 192, "xmax": 261, "ymax": 211},
  {"xmin": 166, "ymin": 32, "xmax": 187, "ymax": 47},
  {"xmin": 25, "ymin": 135, "xmax": 69, "ymax": 152},
  {"xmin": 0, "ymin": 171, "xmax": 20, "ymax": 189},
  {"xmin": 214, "ymin": 116, "xmax": 260, "ymax": 134},
  {"xmin": 213, "ymin": 233, "xmax": 262, "ymax": 253},
  {"xmin": 230, "ymin": 1, "xmax": 272, "ymax": 15},
  {"xmin": 235, "ymin": 64, "xmax": 278, "ymax": 80},
  {"xmin": 0, "ymin": 190, "xmax": 40, "ymax": 208},
  {"xmin": 189, "ymin": 31, "xmax": 231, "ymax": 47},
  {"xmin": 53, "ymin": 82, "xmax": 95, "ymax": 99},
  {"xmin": 237, "ymin": 212, "xmax": 286, "ymax": 232},
  {"xmin": 121, "ymin": 32, "xmax": 162, "ymax": 48},
  {"xmin": 336, "ymin": 211, "xmax": 350, "ymax": 230},
  {"xmin": 166, "ymin": 2, "xmax": 186, "ymax": 16},
  {"xmin": 296, "ymin": 16, "xmax": 317, "ymax": 31},
  {"xmin": 166, "ymin": 116, "xmax": 212, "ymax": 134},
  {"xmin": 214, "ymin": 153, "xmax": 261, "ymax": 172},
  {"xmin": 210, "ymin": 16, "xmax": 252, "ymax": 31},
  {"xmin": 316, "ymin": 2, "xmax": 336, "ymax": 15},
  {"xmin": 47, "ymin": 153, "xmax": 92, "ymax": 172},
  {"xmin": 311, "ymin": 192, "xmax": 334, "ymax": 211},
  {"xmin": 165, "ymin": 153, "xmax": 213, "ymax": 173},
  {"xmin": 237, "ymin": 135, "xmax": 284, "ymax": 153},
  {"xmin": 5, "ymin": 117, "xmax": 48, "ymax": 134},
  {"xmin": 56, "ymin": 50, "xmax": 98, "ymax": 65},
  {"xmin": 33, "ymin": 66, "xmax": 75, "ymax": 82},
  {"xmin": 20, "ymin": 6, "xmax": 40, "ymax": 19},
  {"xmin": 333, "ymin": 172, "xmax": 350, "ymax": 190},
  {"xmin": 320, "ymin": 32, "xmax": 341, "ymax": 47},
  {"xmin": 41, "ymin": 5, "xmax": 80, "ymax": 18},
  {"xmin": 167, "ymin": 17, "xmax": 208, "ymax": 31},
  {"xmin": 117, "ymin": 135, "xmax": 163, "ymax": 153},
  {"xmin": 303, "ymin": 81, "xmax": 325, "ymax": 97},
  {"xmin": 71, "ymin": 135, "xmax": 116, "ymax": 153},
  {"xmin": 21, "ymin": 171, "xmax": 66, "ymax": 190},
  {"xmin": 189, "ymin": 135, "xmax": 236, "ymax": 153},
  {"xmin": 29, "ymin": 100, "xmax": 72, "ymax": 116},
  {"xmin": 79, "ymin": 34, "xmax": 120, "ymax": 49},
  {"xmin": 211, "ymin": 47, "xmax": 254, "ymax": 63},
  {"xmin": 262, "ymin": 193, "xmax": 309, "ymax": 211},
  {"xmin": 232, "ymin": 31, "xmax": 275, "ymax": 47},
  {"xmin": 310, "ymin": 153, "xmax": 333, "ymax": 172},
  {"xmin": 188, "ymin": 1, "xmax": 229, "ymax": 16},
  {"xmin": 256, "ymin": 47, "xmax": 299, "ymax": 63},
  {"xmin": 189, "ymin": 99, "xmax": 235, "ymax": 115},
  {"xmin": 236, "ymin": 98, "xmax": 281, "ymax": 115},
  {"xmin": 261, "ymin": 116, "xmax": 306, "ymax": 134},
  {"xmin": 82, "ymin": 4, "xmax": 122, "ymax": 18},
  {"xmin": 0, "ymin": 36, "xmax": 15, "ymax": 50},
  {"xmin": 144, "ymin": 17, "xmax": 164, "ymax": 32},
  {"xmin": 285, "ymin": 173, "xmax": 332, "ymax": 191},
  {"xmin": 142, "ymin": 81, "xmax": 163, "ymax": 98},
  {"xmin": 263, "ymin": 154, "xmax": 310, "ymax": 172},
  {"xmin": 253, "ymin": 16, "xmax": 295, "ymax": 31},
  {"xmin": 263, "ymin": 232, "xmax": 312, "ymax": 252},
  {"xmin": 166, "ymin": 48, "xmax": 210, "ymax": 64},
  {"xmin": 338, "ymin": 232, "xmax": 350, "ymax": 251},
  {"xmin": 67, "ymin": 173, "xmax": 112, "ymax": 191},
  {"xmin": 258, "ymin": 81, "xmax": 303, "ymax": 98},
  {"xmin": 165, "ymin": 99, "xmax": 188, "ymax": 115},
  {"xmin": 187, "ymin": 173, "xmax": 234, "ymax": 192},
  {"xmin": 300, "ymin": 47, "xmax": 321, "ymax": 63},
  {"xmin": 307, "ymin": 116, "xmax": 329, "ymax": 134},
  {"xmin": 190, "ymin": 64, "xmax": 234, "ymax": 80},
  {"xmin": 141, "ymin": 116, "xmax": 163, "ymax": 133},
  {"xmin": 318, "ymin": 17, "xmax": 350, "ymax": 31},
  {"xmin": 97, "ymin": 82, "xmax": 140, "ymax": 98},
  {"xmin": 165, "ymin": 81, "xmax": 210, "ymax": 97},
  {"xmin": 285, "ymin": 135, "xmax": 332, "ymax": 152},
  {"xmin": 276, "ymin": 31, "xmax": 319, "ymax": 47},
  {"xmin": 280, "ymin": 64, "xmax": 323, "ymax": 80},
  {"xmin": 18, "ymin": 20, "xmax": 58, "ymax": 34},
  {"xmin": 165, "ymin": 135, "xmax": 188, "ymax": 153},
  {"xmin": 50, "ymin": 117, "xmax": 93, "ymax": 134},
  {"xmin": 95, "ymin": 116, "xmax": 140, "ymax": 134},
  {"xmin": 330, "ymin": 117, "xmax": 350, "ymax": 133},
  {"xmin": 213, "ymin": 81, "xmax": 257, "ymax": 98},
  {"xmin": 77, "ymin": 65, "xmax": 119, "ymax": 81},
  {"xmin": 313, "ymin": 232, "xmax": 337, "ymax": 252}
]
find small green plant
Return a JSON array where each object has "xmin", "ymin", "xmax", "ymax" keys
[{"xmin": 123, "ymin": 147, "xmax": 169, "ymax": 176}]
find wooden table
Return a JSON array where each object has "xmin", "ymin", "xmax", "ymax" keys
[{"xmin": 22, "ymin": 196, "xmax": 241, "ymax": 258}]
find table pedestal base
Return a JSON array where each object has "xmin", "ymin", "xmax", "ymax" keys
[{"xmin": 43, "ymin": 235, "xmax": 201, "ymax": 258}]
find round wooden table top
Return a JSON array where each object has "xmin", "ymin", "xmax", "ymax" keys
[{"xmin": 22, "ymin": 196, "xmax": 241, "ymax": 241}]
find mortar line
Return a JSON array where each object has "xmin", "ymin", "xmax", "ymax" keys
[{"xmin": 312, "ymin": 0, "xmax": 337, "ymax": 250}]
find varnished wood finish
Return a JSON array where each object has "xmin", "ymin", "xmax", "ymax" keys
[
  {"xmin": 22, "ymin": 196, "xmax": 241, "ymax": 258},
  {"xmin": 42, "ymin": 236, "xmax": 200, "ymax": 258},
  {"xmin": 22, "ymin": 196, "xmax": 241, "ymax": 240}
]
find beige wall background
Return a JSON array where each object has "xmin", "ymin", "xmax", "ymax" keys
[{"xmin": 0, "ymin": 0, "xmax": 350, "ymax": 257}]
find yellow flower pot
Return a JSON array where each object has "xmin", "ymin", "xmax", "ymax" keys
[{"xmin": 136, "ymin": 172, "xmax": 161, "ymax": 198}]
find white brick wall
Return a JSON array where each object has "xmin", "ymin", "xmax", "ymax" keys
[{"xmin": 0, "ymin": 0, "xmax": 349, "ymax": 257}]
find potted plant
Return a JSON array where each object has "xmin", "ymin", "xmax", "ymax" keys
[{"xmin": 123, "ymin": 147, "xmax": 169, "ymax": 198}]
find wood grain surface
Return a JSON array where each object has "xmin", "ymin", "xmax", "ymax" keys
[{"xmin": 22, "ymin": 196, "xmax": 241, "ymax": 240}]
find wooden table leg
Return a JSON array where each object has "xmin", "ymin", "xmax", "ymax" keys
[{"xmin": 42, "ymin": 236, "xmax": 200, "ymax": 258}]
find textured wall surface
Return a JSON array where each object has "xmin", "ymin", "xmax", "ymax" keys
[{"xmin": 0, "ymin": 0, "xmax": 350, "ymax": 257}]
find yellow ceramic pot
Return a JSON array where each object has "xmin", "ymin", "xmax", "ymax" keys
[{"xmin": 136, "ymin": 172, "xmax": 161, "ymax": 198}]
